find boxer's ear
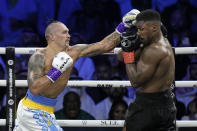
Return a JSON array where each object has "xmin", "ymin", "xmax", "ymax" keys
[{"xmin": 150, "ymin": 22, "xmax": 159, "ymax": 33}]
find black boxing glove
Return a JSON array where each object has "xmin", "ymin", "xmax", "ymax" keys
[
  {"xmin": 161, "ymin": 22, "xmax": 168, "ymax": 38},
  {"xmin": 120, "ymin": 31, "xmax": 141, "ymax": 52}
]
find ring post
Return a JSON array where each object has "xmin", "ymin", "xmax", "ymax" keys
[{"xmin": 6, "ymin": 47, "xmax": 16, "ymax": 131}]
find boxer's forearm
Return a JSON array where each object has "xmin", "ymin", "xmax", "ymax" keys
[
  {"xmin": 29, "ymin": 76, "xmax": 52, "ymax": 95},
  {"xmin": 79, "ymin": 31, "xmax": 120, "ymax": 57},
  {"xmin": 101, "ymin": 31, "xmax": 120, "ymax": 52},
  {"xmin": 117, "ymin": 49, "xmax": 124, "ymax": 62},
  {"xmin": 126, "ymin": 64, "xmax": 140, "ymax": 88},
  {"xmin": 134, "ymin": 48, "xmax": 142, "ymax": 61}
]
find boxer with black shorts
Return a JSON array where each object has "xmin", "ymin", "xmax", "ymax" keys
[{"xmin": 118, "ymin": 9, "xmax": 176, "ymax": 131}]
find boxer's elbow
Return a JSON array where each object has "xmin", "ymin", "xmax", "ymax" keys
[
  {"xmin": 117, "ymin": 50, "xmax": 123, "ymax": 62},
  {"xmin": 29, "ymin": 76, "xmax": 52, "ymax": 95},
  {"xmin": 131, "ymin": 77, "xmax": 144, "ymax": 88},
  {"xmin": 29, "ymin": 82, "xmax": 40, "ymax": 96},
  {"xmin": 29, "ymin": 80, "xmax": 44, "ymax": 95},
  {"xmin": 131, "ymin": 81, "xmax": 140, "ymax": 88}
]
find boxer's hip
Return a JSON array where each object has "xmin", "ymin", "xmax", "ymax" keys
[
  {"xmin": 22, "ymin": 89, "xmax": 57, "ymax": 114},
  {"xmin": 135, "ymin": 89, "xmax": 175, "ymax": 107}
]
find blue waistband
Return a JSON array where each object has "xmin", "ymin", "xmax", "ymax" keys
[{"xmin": 26, "ymin": 89, "xmax": 57, "ymax": 107}]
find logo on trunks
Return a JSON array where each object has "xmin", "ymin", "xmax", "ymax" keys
[
  {"xmin": 60, "ymin": 58, "xmax": 70, "ymax": 70},
  {"xmin": 8, "ymin": 60, "xmax": 14, "ymax": 65},
  {"xmin": 8, "ymin": 99, "xmax": 14, "ymax": 105},
  {"xmin": 195, "ymin": 49, "xmax": 197, "ymax": 53},
  {"xmin": 82, "ymin": 120, "xmax": 87, "ymax": 126}
]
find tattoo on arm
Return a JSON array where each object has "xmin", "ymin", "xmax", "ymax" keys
[
  {"xmin": 78, "ymin": 32, "xmax": 120, "ymax": 57},
  {"xmin": 105, "ymin": 32, "xmax": 120, "ymax": 46},
  {"xmin": 77, "ymin": 43, "xmax": 102, "ymax": 57},
  {"xmin": 27, "ymin": 52, "xmax": 45, "ymax": 88}
]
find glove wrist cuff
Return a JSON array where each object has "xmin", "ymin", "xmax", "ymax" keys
[
  {"xmin": 122, "ymin": 51, "xmax": 135, "ymax": 64},
  {"xmin": 116, "ymin": 22, "xmax": 129, "ymax": 34},
  {"xmin": 46, "ymin": 67, "xmax": 62, "ymax": 83}
]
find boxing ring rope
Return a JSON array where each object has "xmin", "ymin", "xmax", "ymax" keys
[
  {"xmin": 0, "ymin": 47, "xmax": 197, "ymax": 54},
  {"xmin": 0, "ymin": 119, "xmax": 196, "ymax": 127},
  {"xmin": 1, "ymin": 47, "xmax": 197, "ymax": 129},
  {"xmin": 0, "ymin": 80, "xmax": 197, "ymax": 88}
]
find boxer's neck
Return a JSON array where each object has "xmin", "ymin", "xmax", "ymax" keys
[{"xmin": 46, "ymin": 45, "xmax": 64, "ymax": 55}]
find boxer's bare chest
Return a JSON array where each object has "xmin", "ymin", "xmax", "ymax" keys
[{"xmin": 41, "ymin": 48, "xmax": 80, "ymax": 96}]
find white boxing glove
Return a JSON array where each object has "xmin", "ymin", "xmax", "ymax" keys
[
  {"xmin": 122, "ymin": 9, "xmax": 140, "ymax": 27},
  {"xmin": 46, "ymin": 52, "xmax": 73, "ymax": 82},
  {"xmin": 116, "ymin": 9, "xmax": 140, "ymax": 34}
]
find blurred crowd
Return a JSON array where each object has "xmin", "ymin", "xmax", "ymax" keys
[{"xmin": 0, "ymin": 0, "xmax": 197, "ymax": 131}]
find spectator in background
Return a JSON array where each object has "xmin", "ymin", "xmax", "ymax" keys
[
  {"xmin": 108, "ymin": 100, "xmax": 128, "ymax": 120},
  {"xmin": 154, "ymin": 2, "xmax": 196, "ymax": 89},
  {"xmin": 20, "ymin": 28, "xmax": 41, "ymax": 47},
  {"xmin": 55, "ymin": 67, "xmax": 96, "ymax": 117},
  {"xmin": 108, "ymin": 55, "xmax": 136, "ymax": 100},
  {"xmin": 57, "ymin": 0, "xmax": 82, "ymax": 25},
  {"xmin": 94, "ymin": 83, "xmax": 133, "ymax": 120},
  {"xmin": 161, "ymin": 0, "xmax": 197, "ymax": 47},
  {"xmin": 96, "ymin": 100, "xmax": 128, "ymax": 131},
  {"xmin": 86, "ymin": 61, "xmax": 112, "ymax": 104},
  {"xmin": 108, "ymin": 55, "xmax": 126, "ymax": 79},
  {"xmin": 0, "ymin": 0, "xmax": 37, "ymax": 47},
  {"xmin": 55, "ymin": 91, "xmax": 95, "ymax": 120},
  {"xmin": 161, "ymin": 6, "xmax": 192, "ymax": 81},
  {"xmin": 67, "ymin": 0, "xmax": 121, "ymax": 43},
  {"xmin": 162, "ymin": 8, "xmax": 190, "ymax": 47},
  {"xmin": 176, "ymin": 57, "xmax": 197, "ymax": 108},
  {"xmin": 182, "ymin": 97, "xmax": 197, "ymax": 120},
  {"xmin": 34, "ymin": 0, "xmax": 55, "ymax": 40},
  {"xmin": 179, "ymin": 97, "xmax": 197, "ymax": 131}
]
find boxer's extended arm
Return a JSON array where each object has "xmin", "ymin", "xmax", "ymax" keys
[
  {"xmin": 78, "ymin": 31, "xmax": 120, "ymax": 57},
  {"xmin": 28, "ymin": 52, "xmax": 52, "ymax": 95},
  {"xmin": 126, "ymin": 46, "xmax": 164, "ymax": 88}
]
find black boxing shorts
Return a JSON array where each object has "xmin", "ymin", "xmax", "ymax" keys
[{"xmin": 125, "ymin": 89, "xmax": 176, "ymax": 131}]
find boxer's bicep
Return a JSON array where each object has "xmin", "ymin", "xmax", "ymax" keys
[
  {"xmin": 134, "ymin": 47, "xmax": 163, "ymax": 83},
  {"xmin": 27, "ymin": 53, "xmax": 45, "ymax": 88}
]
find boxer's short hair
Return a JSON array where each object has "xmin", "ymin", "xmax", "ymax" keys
[{"xmin": 136, "ymin": 9, "xmax": 161, "ymax": 22}]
